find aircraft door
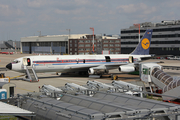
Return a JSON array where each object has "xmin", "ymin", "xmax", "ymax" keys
[
  {"xmin": 105, "ymin": 56, "xmax": 111, "ymax": 62},
  {"xmin": 27, "ymin": 58, "xmax": 31, "ymax": 66},
  {"xmin": 23, "ymin": 58, "xmax": 28, "ymax": 66},
  {"xmin": 129, "ymin": 56, "xmax": 134, "ymax": 63},
  {"xmin": 22, "ymin": 58, "xmax": 31, "ymax": 66}
]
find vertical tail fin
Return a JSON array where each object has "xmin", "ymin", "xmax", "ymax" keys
[{"xmin": 131, "ymin": 29, "xmax": 153, "ymax": 55}]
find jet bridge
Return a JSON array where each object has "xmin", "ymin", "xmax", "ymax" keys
[
  {"xmin": 151, "ymin": 67, "xmax": 180, "ymax": 101},
  {"xmin": 140, "ymin": 63, "xmax": 180, "ymax": 101}
]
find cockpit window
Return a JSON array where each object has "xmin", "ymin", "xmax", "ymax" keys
[{"xmin": 12, "ymin": 60, "xmax": 20, "ymax": 63}]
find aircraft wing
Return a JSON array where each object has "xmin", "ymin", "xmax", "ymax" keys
[{"xmin": 62, "ymin": 62, "xmax": 129, "ymax": 73}]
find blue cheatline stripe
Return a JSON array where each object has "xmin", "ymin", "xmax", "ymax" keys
[
  {"xmin": 33, "ymin": 58, "xmax": 138, "ymax": 66},
  {"xmin": 34, "ymin": 61, "xmax": 129, "ymax": 66},
  {"xmin": 33, "ymin": 58, "xmax": 132, "ymax": 64}
]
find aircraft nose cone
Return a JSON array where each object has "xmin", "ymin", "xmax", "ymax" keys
[{"xmin": 6, "ymin": 63, "xmax": 12, "ymax": 70}]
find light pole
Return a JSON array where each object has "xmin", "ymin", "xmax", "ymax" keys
[
  {"xmin": 66, "ymin": 29, "xmax": 70, "ymax": 37},
  {"xmin": 133, "ymin": 24, "xmax": 140, "ymax": 42},
  {"xmin": 90, "ymin": 27, "xmax": 94, "ymax": 53}
]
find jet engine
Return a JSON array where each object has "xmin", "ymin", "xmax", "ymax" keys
[
  {"xmin": 88, "ymin": 68, "xmax": 95, "ymax": 74},
  {"xmin": 88, "ymin": 66, "xmax": 108, "ymax": 75},
  {"xmin": 119, "ymin": 65, "xmax": 135, "ymax": 73}
]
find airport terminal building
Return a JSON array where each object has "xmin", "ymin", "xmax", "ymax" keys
[
  {"xmin": 69, "ymin": 35, "xmax": 121, "ymax": 55},
  {"xmin": 121, "ymin": 20, "xmax": 180, "ymax": 55},
  {"xmin": 21, "ymin": 35, "xmax": 69, "ymax": 54},
  {"xmin": 21, "ymin": 34, "xmax": 121, "ymax": 55}
]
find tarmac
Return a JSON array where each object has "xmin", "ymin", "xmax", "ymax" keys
[{"xmin": 0, "ymin": 53, "xmax": 180, "ymax": 95}]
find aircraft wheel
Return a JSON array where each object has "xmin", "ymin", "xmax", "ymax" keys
[
  {"xmin": 111, "ymin": 74, "xmax": 114, "ymax": 80},
  {"xmin": 100, "ymin": 74, "xmax": 102, "ymax": 78},
  {"xmin": 25, "ymin": 75, "xmax": 28, "ymax": 79}
]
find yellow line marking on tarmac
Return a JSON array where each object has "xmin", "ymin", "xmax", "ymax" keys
[
  {"xmin": 10, "ymin": 75, "xmax": 25, "ymax": 79},
  {"xmin": 16, "ymin": 87, "xmax": 34, "ymax": 92}
]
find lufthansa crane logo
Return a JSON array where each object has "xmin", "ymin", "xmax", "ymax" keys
[{"xmin": 141, "ymin": 38, "xmax": 150, "ymax": 49}]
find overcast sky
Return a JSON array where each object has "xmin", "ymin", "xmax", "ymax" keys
[{"xmin": 0, "ymin": 0, "xmax": 180, "ymax": 41}]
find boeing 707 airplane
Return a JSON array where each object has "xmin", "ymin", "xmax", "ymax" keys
[{"xmin": 6, "ymin": 29, "xmax": 153, "ymax": 79}]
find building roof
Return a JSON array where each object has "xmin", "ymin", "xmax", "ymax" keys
[{"xmin": 0, "ymin": 101, "xmax": 35, "ymax": 116}]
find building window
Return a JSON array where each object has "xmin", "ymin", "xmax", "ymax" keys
[
  {"xmin": 103, "ymin": 48, "xmax": 109, "ymax": 50},
  {"xmin": 61, "ymin": 42, "xmax": 65, "ymax": 46},
  {"xmin": 85, "ymin": 48, "xmax": 90, "ymax": 51},
  {"xmin": 103, "ymin": 44, "xmax": 108, "ymax": 47},
  {"xmin": 110, "ymin": 52, "xmax": 114, "ymax": 54},
  {"xmin": 79, "ymin": 52, "xmax": 84, "ymax": 55},
  {"xmin": 85, "ymin": 44, "xmax": 90, "ymax": 47},
  {"xmin": 109, "ymin": 44, "xmax": 114, "ymax": 47},
  {"xmin": 115, "ymin": 40, "xmax": 120, "ymax": 43},
  {"xmin": 103, "ymin": 40, "xmax": 108, "ymax": 43},
  {"xmin": 85, "ymin": 40, "xmax": 90, "ymax": 43},
  {"xmin": 79, "ymin": 40, "xmax": 84, "ymax": 43},
  {"xmin": 110, "ymin": 48, "xmax": 114, "ymax": 50},
  {"xmin": 110, "ymin": 40, "xmax": 114, "ymax": 43},
  {"xmin": 79, "ymin": 44, "xmax": 84, "ymax": 47},
  {"xmin": 79, "ymin": 48, "xmax": 84, "ymax": 51},
  {"xmin": 115, "ymin": 44, "xmax": 120, "ymax": 47}
]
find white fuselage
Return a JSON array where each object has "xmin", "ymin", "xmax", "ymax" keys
[{"xmin": 11, "ymin": 54, "xmax": 151, "ymax": 73}]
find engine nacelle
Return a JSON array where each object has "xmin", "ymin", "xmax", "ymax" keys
[
  {"xmin": 119, "ymin": 65, "xmax": 135, "ymax": 73},
  {"xmin": 88, "ymin": 68, "xmax": 108, "ymax": 75},
  {"xmin": 88, "ymin": 68, "xmax": 95, "ymax": 74}
]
